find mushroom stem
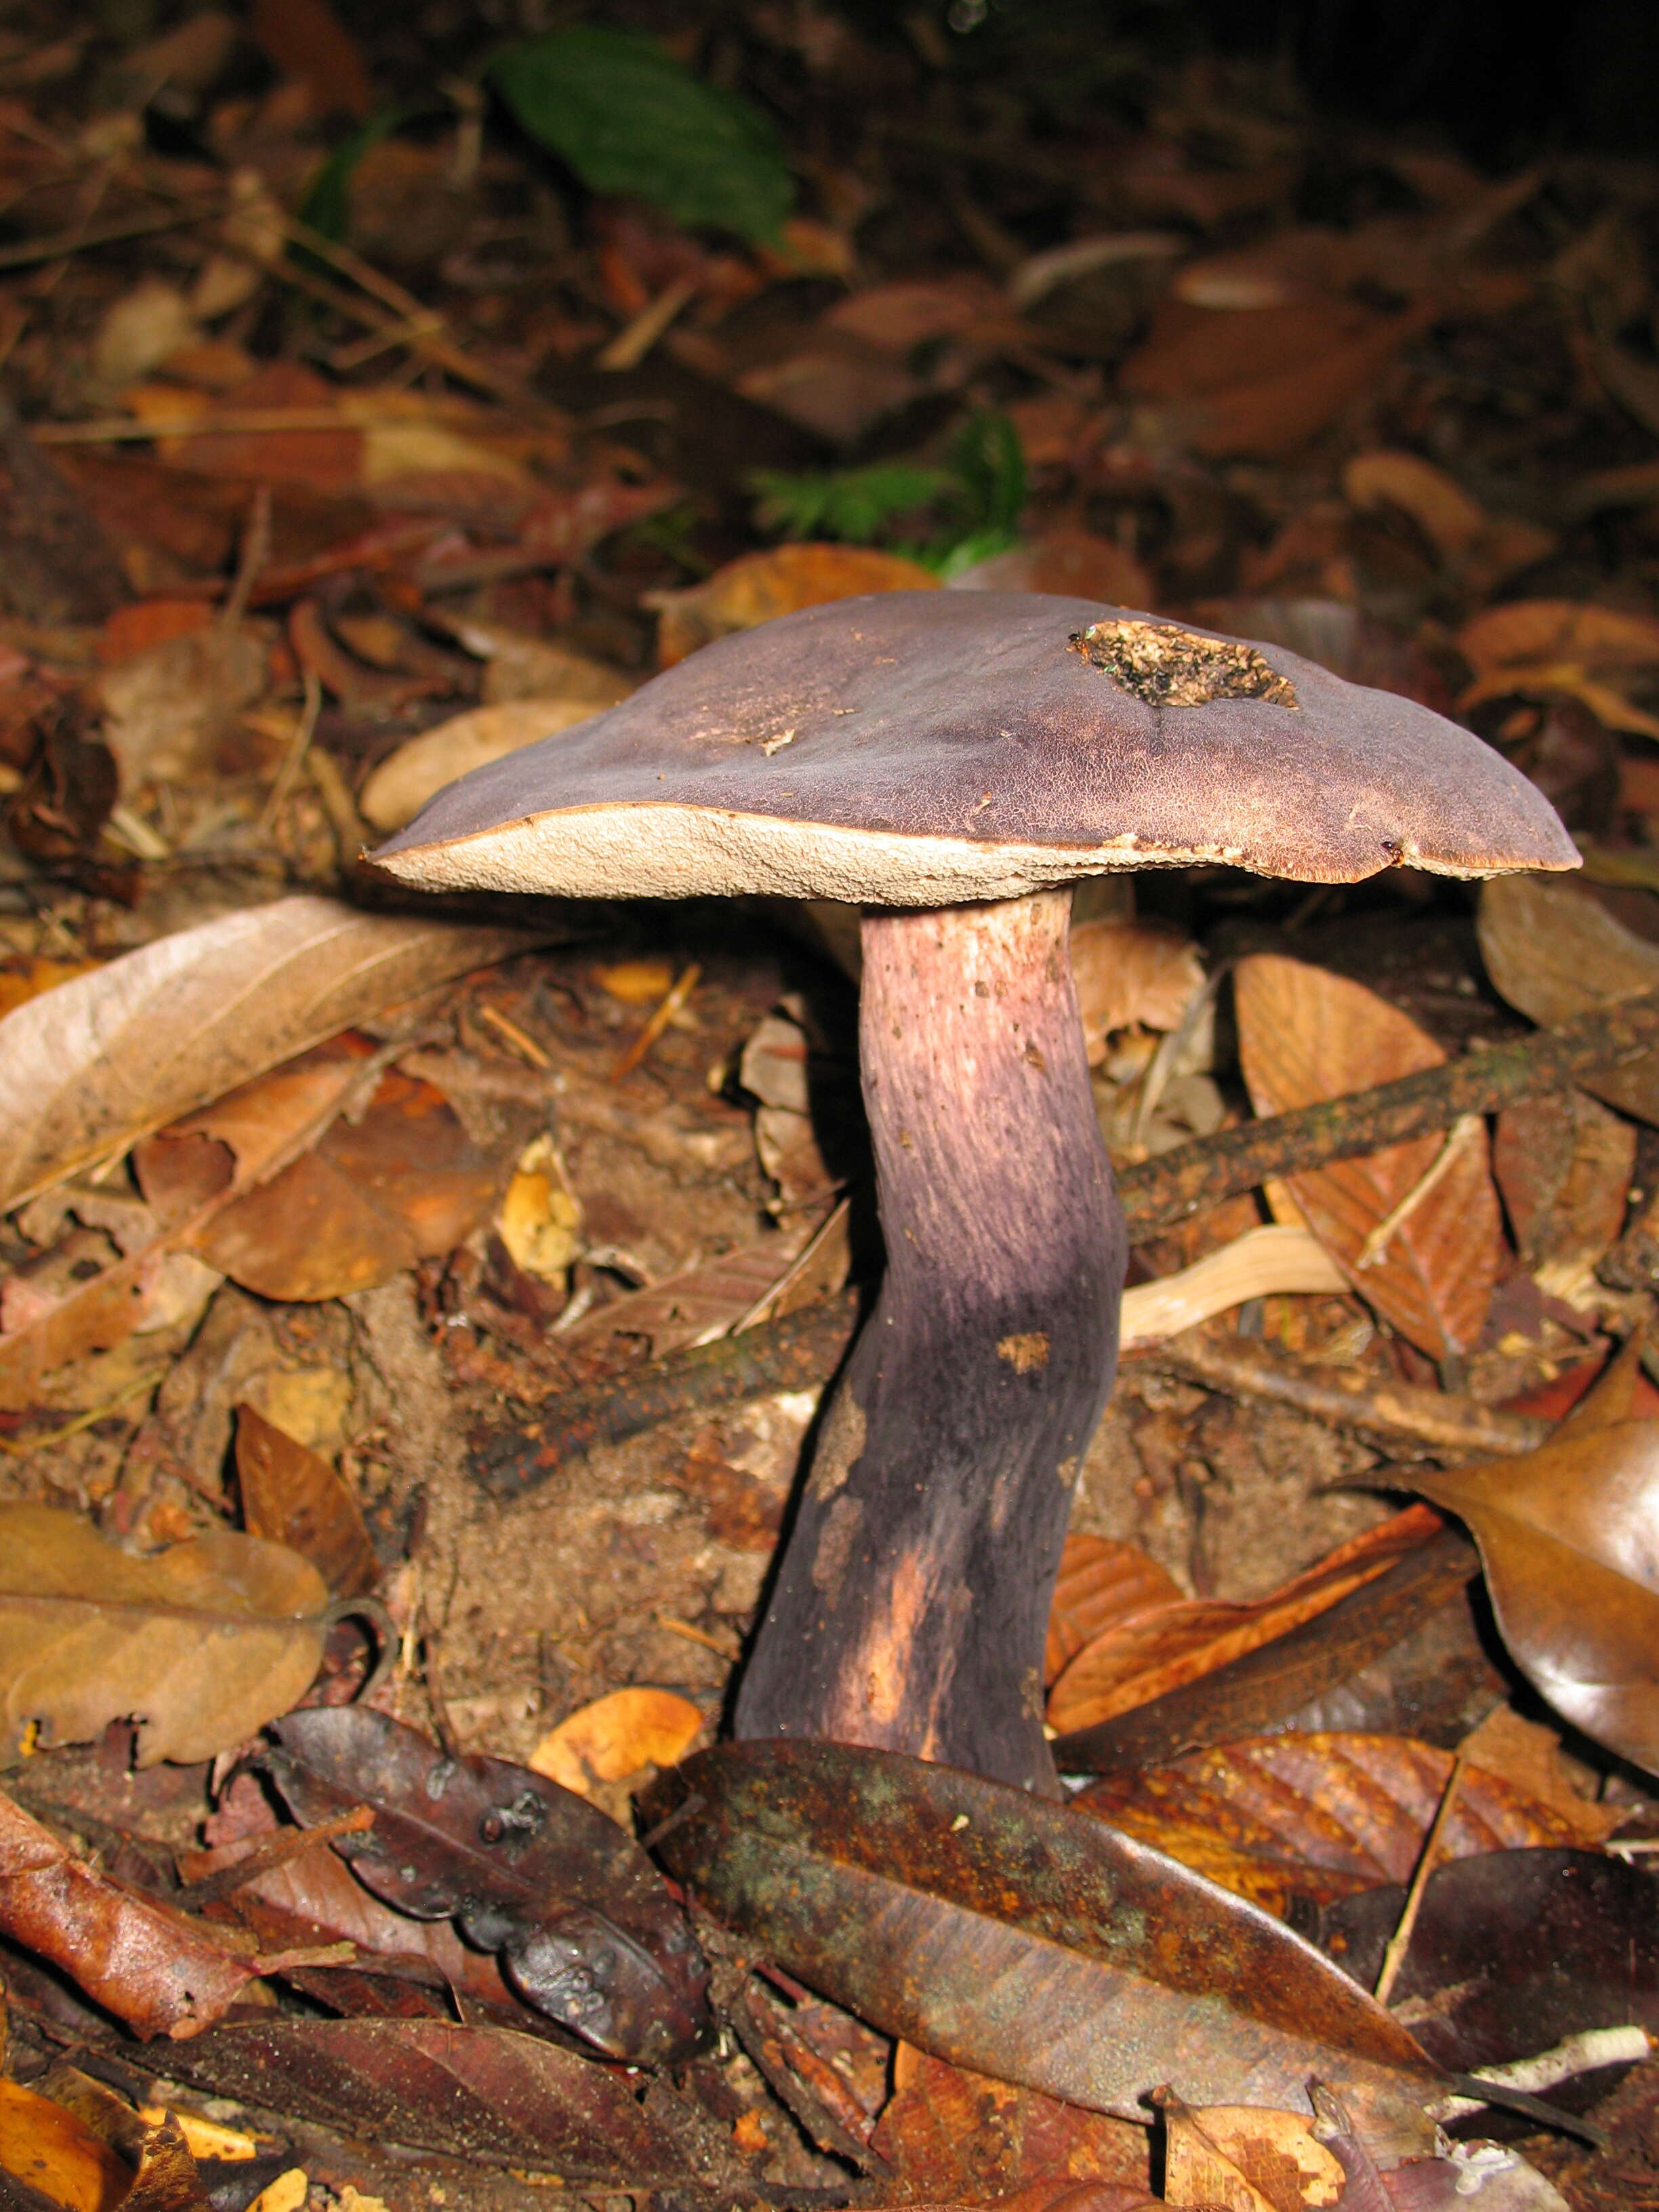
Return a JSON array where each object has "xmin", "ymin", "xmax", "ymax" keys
[{"xmin": 734, "ymin": 886, "xmax": 1127, "ymax": 1794}]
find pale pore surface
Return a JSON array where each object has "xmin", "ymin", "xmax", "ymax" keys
[{"xmin": 371, "ymin": 799, "xmax": 1517, "ymax": 907}]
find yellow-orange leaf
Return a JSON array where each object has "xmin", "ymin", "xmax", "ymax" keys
[{"xmin": 529, "ymin": 1688, "xmax": 705, "ymax": 1796}]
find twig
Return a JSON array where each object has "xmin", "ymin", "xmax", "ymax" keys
[
  {"xmin": 221, "ymin": 485, "xmax": 272, "ymax": 632},
  {"xmin": 174, "ymin": 1805, "xmax": 375, "ymax": 1911},
  {"xmin": 1116, "ymin": 988, "xmax": 1659, "ymax": 1233},
  {"xmin": 471, "ymin": 1290, "xmax": 861, "ymax": 1500},
  {"xmin": 258, "ymin": 669, "xmax": 323, "ymax": 834},
  {"xmin": 1142, "ymin": 1329, "xmax": 1547, "ymax": 1460},
  {"xmin": 612, "ymin": 962, "xmax": 701, "ymax": 1081},
  {"xmin": 0, "ymin": 202, "xmax": 213, "ymax": 272},
  {"xmin": 596, "ymin": 274, "xmax": 699, "ymax": 373},
  {"xmin": 1374, "ymin": 1744, "xmax": 1471, "ymax": 2005},
  {"xmin": 477, "ymin": 1002, "xmax": 552, "ymax": 1069}
]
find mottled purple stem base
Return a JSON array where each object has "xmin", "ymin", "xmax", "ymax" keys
[{"xmin": 734, "ymin": 888, "xmax": 1128, "ymax": 1795}]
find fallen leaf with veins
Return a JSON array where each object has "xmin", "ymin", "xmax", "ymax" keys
[
  {"xmin": 0, "ymin": 1502, "xmax": 328, "ymax": 1767},
  {"xmin": 0, "ymin": 894, "xmax": 539, "ymax": 1214}
]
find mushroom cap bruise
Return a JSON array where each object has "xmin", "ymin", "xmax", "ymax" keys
[{"xmin": 371, "ymin": 592, "xmax": 1578, "ymax": 905}]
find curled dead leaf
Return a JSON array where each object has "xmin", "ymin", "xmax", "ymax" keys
[
  {"xmin": 1046, "ymin": 1507, "xmax": 1444, "ymax": 1738},
  {"xmin": 0, "ymin": 896, "xmax": 540, "ymax": 1215}
]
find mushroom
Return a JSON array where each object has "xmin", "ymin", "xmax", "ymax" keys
[{"xmin": 373, "ymin": 592, "xmax": 1574, "ymax": 1795}]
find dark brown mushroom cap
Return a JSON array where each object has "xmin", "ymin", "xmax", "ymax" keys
[{"xmin": 371, "ymin": 593, "xmax": 1577, "ymax": 904}]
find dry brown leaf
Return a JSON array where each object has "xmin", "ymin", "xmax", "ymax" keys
[
  {"xmin": 97, "ymin": 623, "xmax": 268, "ymax": 792},
  {"xmin": 1073, "ymin": 1732, "xmax": 1604, "ymax": 1920},
  {"xmin": 874, "ymin": 2042, "xmax": 1155, "ymax": 2209},
  {"xmin": 432, "ymin": 619, "xmax": 636, "ymax": 710},
  {"xmin": 136, "ymin": 1046, "xmax": 497, "ymax": 1303},
  {"xmin": 1459, "ymin": 660, "xmax": 1659, "ymax": 741},
  {"xmin": 1492, "ymin": 1087, "xmax": 1635, "ymax": 1294},
  {"xmin": 0, "ymin": 1502, "xmax": 328, "ymax": 1767},
  {"xmin": 234, "ymin": 1403, "xmax": 378, "ymax": 1598},
  {"xmin": 359, "ymin": 699, "xmax": 608, "ymax": 832},
  {"xmin": 1045, "ymin": 1537, "xmax": 1184, "ymax": 1687},
  {"xmin": 1343, "ymin": 448, "xmax": 1487, "ymax": 560},
  {"xmin": 529, "ymin": 1689, "xmax": 705, "ymax": 1796},
  {"xmin": 1068, "ymin": 918, "xmax": 1204, "ymax": 1061},
  {"xmin": 1161, "ymin": 2093, "xmax": 1343, "ymax": 2211},
  {"xmin": 1455, "ymin": 1705, "xmax": 1624, "ymax": 1846},
  {"xmin": 565, "ymin": 1221, "xmax": 829, "ymax": 1356},
  {"xmin": 1478, "ymin": 874, "xmax": 1659, "ymax": 1124},
  {"xmin": 1457, "ymin": 598, "xmax": 1659, "ymax": 677},
  {"xmin": 1046, "ymin": 1506, "xmax": 1443, "ymax": 1737},
  {"xmin": 0, "ymin": 1788, "xmax": 259, "ymax": 2039},
  {"xmin": 649, "ymin": 544, "xmax": 939, "ymax": 668},
  {"xmin": 0, "ymin": 895, "xmax": 537, "ymax": 1216},
  {"xmin": 1122, "ymin": 298, "xmax": 1429, "ymax": 457},
  {"xmin": 1407, "ymin": 1418, "xmax": 1659, "ymax": 1776},
  {"xmin": 1235, "ymin": 954, "xmax": 1500, "ymax": 1357}
]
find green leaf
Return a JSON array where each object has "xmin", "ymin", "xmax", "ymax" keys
[
  {"xmin": 749, "ymin": 462, "xmax": 949, "ymax": 543},
  {"xmin": 487, "ymin": 28, "xmax": 794, "ymax": 243},
  {"xmin": 749, "ymin": 411, "xmax": 1026, "ymax": 572}
]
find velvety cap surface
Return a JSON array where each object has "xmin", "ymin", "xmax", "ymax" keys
[{"xmin": 372, "ymin": 593, "xmax": 1577, "ymax": 905}]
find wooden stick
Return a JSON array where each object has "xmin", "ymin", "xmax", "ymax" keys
[
  {"xmin": 1116, "ymin": 989, "xmax": 1659, "ymax": 1233},
  {"xmin": 1374, "ymin": 1745, "xmax": 1471, "ymax": 2005}
]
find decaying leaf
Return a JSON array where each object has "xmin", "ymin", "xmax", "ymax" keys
[
  {"xmin": 1235, "ymin": 954, "xmax": 1500, "ymax": 1357},
  {"xmin": 178, "ymin": 1773, "xmax": 519, "ymax": 2013},
  {"xmin": 1072, "ymin": 1732, "xmax": 1608, "ymax": 1919},
  {"xmin": 265, "ymin": 1706, "xmax": 710, "ymax": 2064},
  {"xmin": 136, "ymin": 1043, "xmax": 498, "ymax": 1303},
  {"xmin": 1319, "ymin": 1849, "xmax": 1659, "ymax": 2081},
  {"xmin": 234, "ymin": 1404, "xmax": 378, "ymax": 1597},
  {"xmin": 647, "ymin": 1742, "xmax": 1446, "ymax": 2155},
  {"xmin": 1160, "ymin": 2090, "xmax": 1344, "ymax": 2211},
  {"xmin": 649, "ymin": 544, "xmax": 939, "ymax": 667},
  {"xmin": 160, "ymin": 2018, "xmax": 716, "ymax": 2179},
  {"xmin": 1492, "ymin": 1086, "xmax": 1635, "ymax": 1298},
  {"xmin": 0, "ymin": 1502, "xmax": 328, "ymax": 1767},
  {"xmin": 1479, "ymin": 874, "xmax": 1659, "ymax": 1124},
  {"xmin": 1046, "ymin": 1508, "xmax": 1443, "ymax": 1738},
  {"xmin": 1068, "ymin": 918, "xmax": 1204, "ymax": 1063},
  {"xmin": 1404, "ymin": 1417, "xmax": 1659, "ymax": 1775},
  {"xmin": 872, "ymin": 2042, "xmax": 1155, "ymax": 2209},
  {"xmin": 1458, "ymin": 598, "xmax": 1659, "ymax": 679},
  {"xmin": 529, "ymin": 1687, "xmax": 705, "ymax": 1795},
  {"xmin": 0, "ymin": 896, "xmax": 541, "ymax": 1214},
  {"xmin": 0, "ymin": 1788, "xmax": 258, "ymax": 2039}
]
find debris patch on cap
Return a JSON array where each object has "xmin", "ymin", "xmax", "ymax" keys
[{"xmin": 1069, "ymin": 618, "xmax": 1298, "ymax": 710}]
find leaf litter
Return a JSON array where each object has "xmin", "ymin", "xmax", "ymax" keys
[{"xmin": 2, "ymin": 3, "xmax": 1659, "ymax": 2206}]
